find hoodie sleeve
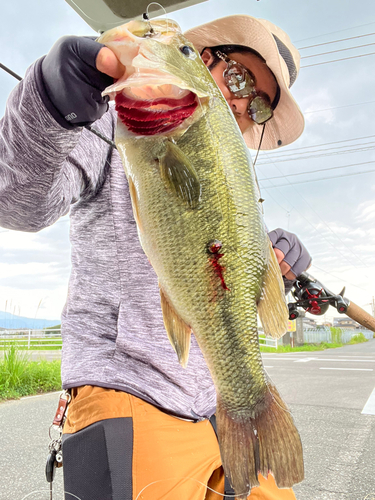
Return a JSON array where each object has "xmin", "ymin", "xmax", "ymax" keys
[{"xmin": 0, "ymin": 59, "xmax": 114, "ymax": 232}]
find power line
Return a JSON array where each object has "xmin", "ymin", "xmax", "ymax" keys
[
  {"xmin": 263, "ymin": 135, "xmax": 375, "ymax": 155},
  {"xmin": 301, "ymin": 51, "xmax": 375, "ymax": 68},
  {"xmin": 303, "ymin": 101, "xmax": 375, "ymax": 115},
  {"xmin": 294, "ymin": 22, "xmax": 375, "ymax": 43},
  {"xmin": 260, "ymin": 168, "xmax": 375, "ymax": 188},
  {"xmin": 310, "ymin": 265, "xmax": 372, "ymax": 293},
  {"xmin": 259, "ymin": 155, "xmax": 371, "ymax": 272},
  {"xmin": 258, "ymin": 161, "xmax": 374, "ymax": 181},
  {"xmin": 258, "ymin": 142, "xmax": 375, "ymax": 163},
  {"xmin": 261, "ymin": 179, "xmax": 371, "ymax": 276},
  {"xmin": 258, "ymin": 141, "xmax": 375, "ymax": 161},
  {"xmin": 257, "ymin": 145, "xmax": 375, "ymax": 165},
  {"xmin": 302, "ymin": 43, "xmax": 375, "ymax": 59},
  {"xmin": 298, "ymin": 32, "xmax": 375, "ymax": 50}
]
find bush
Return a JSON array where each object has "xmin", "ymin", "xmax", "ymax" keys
[
  {"xmin": 348, "ymin": 332, "xmax": 368, "ymax": 344},
  {"xmin": 330, "ymin": 327, "xmax": 343, "ymax": 344},
  {"xmin": 0, "ymin": 343, "xmax": 29, "ymax": 388},
  {"xmin": 0, "ymin": 342, "xmax": 61, "ymax": 400}
]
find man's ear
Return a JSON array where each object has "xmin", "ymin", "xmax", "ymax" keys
[{"xmin": 201, "ymin": 48, "xmax": 215, "ymax": 67}]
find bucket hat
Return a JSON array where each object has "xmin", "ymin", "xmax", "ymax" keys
[{"xmin": 184, "ymin": 15, "xmax": 304, "ymax": 150}]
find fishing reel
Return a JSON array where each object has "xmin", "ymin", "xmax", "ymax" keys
[{"xmin": 288, "ymin": 272, "xmax": 349, "ymax": 321}]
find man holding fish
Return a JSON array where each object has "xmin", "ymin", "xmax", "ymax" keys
[{"xmin": 0, "ymin": 13, "xmax": 311, "ymax": 500}]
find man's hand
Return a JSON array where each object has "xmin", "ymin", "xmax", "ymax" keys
[
  {"xmin": 96, "ymin": 47, "xmax": 124, "ymax": 79},
  {"xmin": 268, "ymin": 228, "xmax": 312, "ymax": 292},
  {"xmin": 40, "ymin": 36, "xmax": 125, "ymax": 128}
]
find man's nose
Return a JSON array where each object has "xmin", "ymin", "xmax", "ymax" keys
[{"xmin": 229, "ymin": 97, "xmax": 250, "ymax": 117}]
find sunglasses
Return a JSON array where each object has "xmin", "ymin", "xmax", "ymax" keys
[{"xmin": 215, "ymin": 50, "xmax": 276, "ymax": 125}]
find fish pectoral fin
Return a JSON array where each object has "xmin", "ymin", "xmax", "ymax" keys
[
  {"xmin": 128, "ymin": 176, "xmax": 143, "ymax": 232},
  {"xmin": 158, "ymin": 140, "xmax": 201, "ymax": 209},
  {"xmin": 257, "ymin": 239, "xmax": 289, "ymax": 339},
  {"xmin": 159, "ymin": 285, "xmax": 192, "ymax": 368}
]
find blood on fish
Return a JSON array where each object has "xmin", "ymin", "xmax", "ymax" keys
[{"xmin": 209, "ymin": 253, "xmax": 230, "ymax": 291}]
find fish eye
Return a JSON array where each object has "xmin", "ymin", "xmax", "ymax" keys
[{"xmin": 180, "ymin": 45, "xmax": 196, "ymax": 58}]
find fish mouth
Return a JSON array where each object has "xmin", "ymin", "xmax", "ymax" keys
[{"xmin": 115, "ymin": 86, "xmax": 198, "ymax": 136}]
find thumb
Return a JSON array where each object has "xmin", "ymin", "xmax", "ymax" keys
[{"xmin": 96, "ymin": 47, "xmax": 125, "ymax": 79}]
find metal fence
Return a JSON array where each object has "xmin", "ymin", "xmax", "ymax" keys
[
  {"xmin": 0, "ymin": 327, "xmax": 373, "ymax": 350},
  {"xmin": 303, "ymin": 327, "xmax": 373, "ymax": 344},
  {"xmin": 0, "ymin": 329, "xmax": 62, "ymax": 348}
]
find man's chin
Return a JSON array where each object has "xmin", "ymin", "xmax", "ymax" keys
[{"xmin": 237, "ymin": 119, "xmax": 253, "ymax": 135}]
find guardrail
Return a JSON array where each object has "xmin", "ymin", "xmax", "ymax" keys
[
  {"xmin": 0, "ymin": 329, "xmax": 62, "ymax": 349},
  {"xmin": 259, "ymin": 336, "xmax": 278, "ymax": 349}
]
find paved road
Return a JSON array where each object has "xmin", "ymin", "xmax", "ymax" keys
[
  {"xmin": 263, "ymin": 340, "xmax": 375, "ymax": 500},
  {"xmin": 0, "ymin": 341, "xmax": 374, "ymax": 500}
]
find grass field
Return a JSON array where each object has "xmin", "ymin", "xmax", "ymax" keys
[{"xmin": 0, "ymin": 344, "xmax": 61, "ymax": 401}]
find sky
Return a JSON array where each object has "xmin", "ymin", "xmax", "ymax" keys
[{"xmin": 0, "ymin": 0, "xmax": 375, "ymax": 323}]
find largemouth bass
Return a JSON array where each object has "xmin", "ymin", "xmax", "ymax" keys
[{"xmin": 99, "ymin": 18, "xmax": 303, "ymax": 498}]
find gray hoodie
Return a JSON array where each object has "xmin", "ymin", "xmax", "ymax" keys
[{"xmin": 0, "ymin": 62, "xmax": 216, "ymax": 420}]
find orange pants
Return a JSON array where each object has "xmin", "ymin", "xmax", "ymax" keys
[{"xmin": 64, "ymin": 386, "xmax": 296, "ymax": 500}]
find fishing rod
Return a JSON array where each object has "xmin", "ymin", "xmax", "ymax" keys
[
  {"xmin": 288, "ymin": 271, "xmax": 375, "ymax": 332},
  {"xmin": 0, "ymin": 62, "xmax": 116, "ymax": 149}
]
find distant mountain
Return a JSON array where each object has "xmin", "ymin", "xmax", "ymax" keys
[{"xmin": 0, "ymin": 311, "xmax": 60, "ymax": 330}]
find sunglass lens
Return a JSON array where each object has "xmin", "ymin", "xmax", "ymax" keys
[
  {"xmin": 249, "ymin": 96, "xmax": 273, "ymax": 124},
  {"xmin": 224, "ymin": 62, "xmax": 255, "ymax": 97}
]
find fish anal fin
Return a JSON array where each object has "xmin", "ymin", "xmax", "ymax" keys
[
  {"xmin": 158, "ymin": 140, "xmax": 201, "ymax": 209},
  {"xmin": 128, "ymin": 176, "xmax": 143, "ymax": 232},
  {"xmin": 257, "ymin": 240, "xmax": 288, "ymax": 339},
  {"xmin": 159, "ymin": 286, "xmax": 192, "ymax": 368},
  {"xmin": 216, "ymin": 384, "xmax": 304, "ymax": 499}
]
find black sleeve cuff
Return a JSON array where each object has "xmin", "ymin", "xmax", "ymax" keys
[{"xmin": 34, "ymin": 57, "xmax": 79, "ymax": 131}]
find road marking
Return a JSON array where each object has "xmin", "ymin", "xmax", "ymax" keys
[
  {"xmin": 336, "ymin": 355, "xmax": 375, "ymax": 359},
  {"xmin": 362, "ymin": 387, "xmax": 375, "ymax": 415},
  {"xmin": 319, "ymin": 367, "xmax": 373, "ymax": 371},
  {"xmin": 294, "ymin": 357, "xmax": 315, "ymax": 363},
  {"xmin": 262, "ymin": 356, "xmax": 375, "ymax": 363},
  {"xmin": 260, "ymin": 356, "xmax": 305, "ymax": 360},
  {"xmin": 313, "ymin": 358, "xmax": 375, "ymax": 363}
]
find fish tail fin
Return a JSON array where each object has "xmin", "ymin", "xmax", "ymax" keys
[
  {"xmin": 217, "ymin": 384, "xmax": 304, "ymax": 499},
  {"xmin": 257, "ymin": 239, "xmax": 289, "ymax": 339}
]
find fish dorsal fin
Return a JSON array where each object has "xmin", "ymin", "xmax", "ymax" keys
[
  {"xmin": 159, "ymin": 285, "xmax": 192, "ymax": 368},
  {"xmin": 158, "ymin": 140, "xmax": 201, "ymax": 209},
  {"xmin": 257, "ymin": 240, "xmax": 289, "ymax": 339}
]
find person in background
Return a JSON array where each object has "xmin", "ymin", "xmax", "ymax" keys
[{"xmin": 0, "ymin": 14, "xmax": 311, "ymax": 500}]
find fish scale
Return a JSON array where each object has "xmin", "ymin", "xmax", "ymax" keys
[{"xmin": 99, "ymin": 17, "xmax": 303, "ymax": 498}]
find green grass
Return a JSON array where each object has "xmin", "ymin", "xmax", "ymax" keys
[
  {"xmin": 348, "ymin": 332, "xmax": 368, "ymax": 344},
  {"xmin": 260, "ymin": 342, "xmax": 344, "ymax": 353},
  {"xmin": 0, "ymin": 339, "xmax": 62, "ymax": 350},
  {"xmin": 260, "ymin": 332, "xmax": 370, "ymax": 353},
  {"xmin": 0, "ymin": 343, "xmax": 61, "ymax": 401}
]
